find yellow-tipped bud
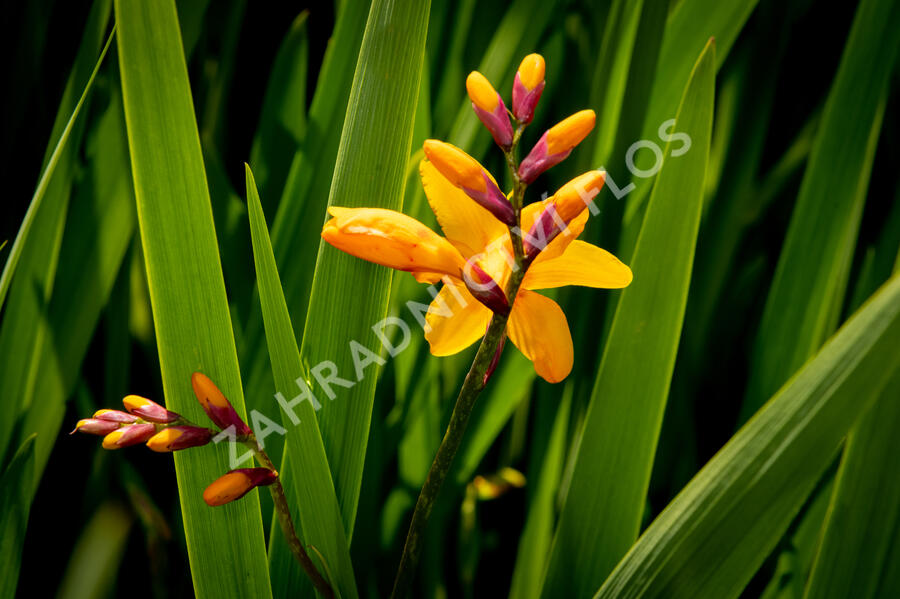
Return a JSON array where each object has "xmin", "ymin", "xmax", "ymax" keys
[
  {"xmin": 102, "ymin": 430, "xmax": 126, "ymax": 450},
  {"xmin": 423, "ymin": 140, "xmax": 487, "ymax": 192},
  {"xmin": 146, "ymin": 426, "xmax": 211, "ymax": 452},
  {"xmin": 517, "ymin": 54, "xmax": 545, "ymax": 90},
  {"xmin": 203, "ymin": 468, "xmax": 278, "ymax": 506},
  {"xmin": 546, "ymin": 109, "xmax": 596, "ymax": 155},
  {"xmin": 465, "ymin": 71, "xmax": 499, "ymax": 112},
  {"xmin": 552, "ymin": 170, "xmax": 606, "ymax": 222},
  {"xmin": 147, "ymin": 428, "xmax": 181, "ymax": 452}
]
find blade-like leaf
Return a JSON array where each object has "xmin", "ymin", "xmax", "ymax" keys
[
  {"xmin": 541, "ymin": 39, "xmax": 715, "ymax": 599},
  {"xmin": 509, "ymin": 390, "xmax": 571, "ymax": 599},
  {"xmin": 0, "ymin": 8, "xmax": 113, "ymax": 314},
  {"xmin": 115, "ymin": 0, "xmax": 271, "ymax": 596},
  {"xmin": 741, "ymin": 0, "xmax": 900, "ymax": 418},
  {"xmin": 239, "ymin": 0, "xmax": 370, "ymax": 417},
  {"xmin": 298, "ymin": 0, "xmax": 431, "ymax": 539},
  {"xmin": 246, "ymin": 165, "xmax": 358, "ymax": 598},
  {"xmin": 594, "ymin": 272, "xmax": 900, "ymax": 599},
  {"xmin": 0, "ymin": 435, "xmax": 35, "ymax": 598},
  {"xmin": 248, "ymin": 11, "xmax": 309, "ymax": 210},
  {"xmin": 0, "ymin": 0, "xmax": 112, "ymax": 463},
  {"xmin": 803, "ymin": 246, "xmax": 900, "ymax": 599}
]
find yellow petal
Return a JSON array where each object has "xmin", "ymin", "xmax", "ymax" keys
[
  {"xmin": 523, "ymin": 240, "xmax": 632, "ymax": 290},
  {"xmin": 425, "ymin": 282, "xmax": 492, "ymax": 356},
  {"xmin": 322, "ymin": 207, "xmax": 466, "ymax": 279},
  {"xmin": 517, "ymin": 54, "xmax": 545, "ymax": 90},
  {"xmin": 466, "ymin": 71, "xmax": 499, "ymax": 112},
  {"xmin": 507, "ymin": 290, "xmax": 573, "ymax": 383},
  {"xmin": 546, "ymin": 110, "xmax": 596, "ymax": 155},
  {"xmin": 421, "ymin": 159, "xmax": 507, "ymax": 259}
]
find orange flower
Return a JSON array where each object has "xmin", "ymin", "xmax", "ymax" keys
[{"xmin": 321, "ymin": 158, "xmax": 631, "ymax": 383}]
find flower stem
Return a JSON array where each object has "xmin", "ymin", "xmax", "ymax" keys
[
  {"xmin": 391, "ymin": 124, "xmax": 530, "ymax": 598},
  {"xmin": 390, "ymin": 313, "xmax": 509, "ymax": 598},
  {"xmin": 253, "ymin": 446, "xmax": 335, "ymax": 599}
]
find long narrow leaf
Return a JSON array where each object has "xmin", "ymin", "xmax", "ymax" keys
[
  {"xmin": 541, "ymin": 39, "xmax": 715, "ymax": 599},
  {"xmin": 115, "ymin": 1, "xmax": 271, "ymax": 596},
  {"xmin": 246, "ymin": 165, "xmax": 358, "ymax": 598},
  {"xmin": 595, "ymin": 272, "xmax": 900, "ymax": 599},
  {"xmin": 298, "ymin": 0, "xmax": 430, "ymax": 539},
  {"xmin": 741, "ymin": 0, "xmax": 900, "ymax": 417}
]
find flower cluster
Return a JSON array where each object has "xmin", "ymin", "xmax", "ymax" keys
[
  {"xmin": 72, "ymin": 372, "xmax": 275, "ymax": 506},
  {"xmin": 322, "ymin": 53, "xmax": 632, "ymax": 383}
]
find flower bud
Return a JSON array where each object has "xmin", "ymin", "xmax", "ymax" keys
[
  {"xmin": 191, "ymin": 372, "xmax": 252, "ymax": 436},
  {"xmin": 524, "ymin": 203, "xmax": 565, "ymax": 261},
  {"xmin": 518, "ymin": 110, "xmax": 596, "ymax": 183},
  {"xmin": 203, "ymin": 468, "xmax": 278, "ymax": 506},
  {"xmin": 551, "ymin": 170, "xmax": 606, "ymax": 222},
  {"xmin": 512, "ymin": 54, "xmax": 545, "ymax": 124},
  {"xmin": 102, "ymin": 423, "xmax": 156, "ymax": 450},
  {"xmin": 466, "ymin": 71, "xmax": 514, "ymax": 148},
  {"xmin": 146, "ymin": 426, "xmax": 213, "ymax": 452},
  {"xmin": 463, "ymin": 263, "xmax": 510, "ymax": 316},
  {"xmin": 123, "ymin": 395, "xmax": 180, "ymax": 424},
  {"xmin": 71, "ymin": 419, "xmax": 121, "ymax": 436},
  {"xmin": 423, "ymin": 140, "xmax": 515, "ymax": 226},
  {"xmin": 93, "ymin": 409, "xmax": 139, "ymax": 423}
]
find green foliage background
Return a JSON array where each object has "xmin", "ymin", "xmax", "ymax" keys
[{"xmin": 1, "ymin": 0, "xmax": 898, "ymax": 597}]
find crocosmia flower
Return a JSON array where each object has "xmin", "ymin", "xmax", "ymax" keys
[{"xmin": 321, "ymin": 162, "xmax": 630, "ymax": 383}]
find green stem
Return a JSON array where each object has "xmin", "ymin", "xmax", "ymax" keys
[
  {"xmin": 389, "ymin": 313, "xmax": 509, "ymax": 598},
  {"xmin": 391, "ymin": 124, "xmax": 530, "ymax": 598},
  {"xmin": 252, "ymin": 445, "xmax": 335, "ymax": 599}
]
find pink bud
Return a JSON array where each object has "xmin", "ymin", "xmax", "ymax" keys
[
  {"xmin": 463, "ymin": 263, "xmax": 510, "ymax": 316},
  {"xmin": 146, "ymin": 426, "xmax": 213, "ymax": 452},
  {"xmin": 518, "ymin": 132, "xmax": 571, "ymax": 184},
  {"xmin": 512, "ymin": 54, "xmax": 546, "ymax": 123},
  {"xmin": 93, "ymin": 409, "xmax": 139, "ymax": 423},
  {"xmin": 102, "ymin": 423, "xmax": 157, "ymax": 449},
  {"xmin": 466, "ymin": 72, "xmax": 514, "ymax": 148},
  {"xmin": 122, "ymin": 395, "xmax": 180, "ymax": 423},
  {"xmin": 71, "ymin": 419, "xmax": 121, "ymax": 436}
]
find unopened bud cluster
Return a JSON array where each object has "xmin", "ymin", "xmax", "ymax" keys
[
  {"xmin": 73, "ymin": 372, "xmax": 276, "ymax": 506},
  {"xmin": 422, "ymin": 53, "xmax": 602, "ymax": 318}
]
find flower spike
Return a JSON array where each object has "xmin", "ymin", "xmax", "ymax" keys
[
  {"xmin": 146, "ymin": 426, "xmax": 213, "ymax": 453},
  {"xmin": 518, "ymin": 110, "xmax": 596, "ymax": 183},
  {"xmin": 512, "ymin": 54, "xmax": 545, "ymax": 124},
  {"xmin": 423, "ymin": 140, "xmax": 516, "ymax": 226},
  {"xmin": 203, "ymin": 468, "xmax": 278, "ymax": 506},
  {"xmin": 102, "ymin": 423, "xmax": 156, "ymax": 450},
  {"xmin": 191, "ymin": 372, "xmax": 253, "ymax": 436},
  {"xmin": 72, "ymin": 419, "xmax": 121, "ymax": 436},
  {"xmin": 466, "ymin": 71, "xmax": 514, "ymax": 148},
  {"xmin": 123, "ymin": 395, "xmax": 180, "ymax": 423}
]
